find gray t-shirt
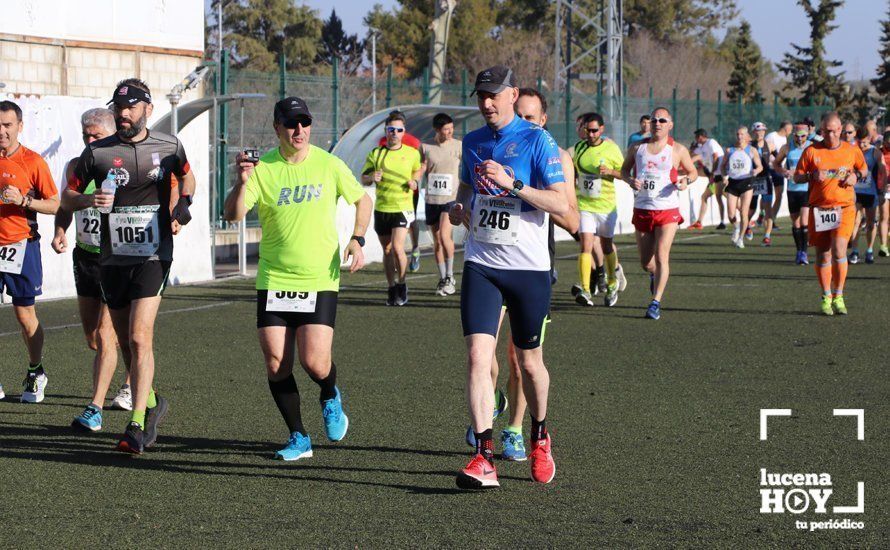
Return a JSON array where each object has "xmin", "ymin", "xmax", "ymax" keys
[{"xmin": 421, "ymin": 139, "xmax": 461, "ymax": 205}]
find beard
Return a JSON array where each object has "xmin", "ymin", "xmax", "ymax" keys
[{"xmin": 116, "ymin": 113, "xmax": 147, "ymax": 139}]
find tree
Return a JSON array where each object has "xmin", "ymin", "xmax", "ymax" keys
[
  {"xmin": 872, "ymin": 1, "xmax": 890, "ymax": 98},
  {"xmin": 777, "ymin": 0, "xmax": 847, "ymax": 108},
  {"xmin": 624, "ymin": 0, "xmax": 739, "ymax": 44},
  {"xmin": 364, "ymin": 1, "xmax": 433, "ymax": 79},
  {"xmin": 318, "ymin": 10, "xmax": 365, "ymax": 76},
  {"xmin": 224, "ymin": 0, "xmax": 322, "ymax": 72},
  {"xmin": 725, "ymin": 21, "xmax": 762, "ymax": 104}
]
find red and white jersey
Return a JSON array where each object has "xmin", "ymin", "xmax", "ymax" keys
[{"xmin": 634, "ymin": 137, "xmax": 679, "ymax": 211}]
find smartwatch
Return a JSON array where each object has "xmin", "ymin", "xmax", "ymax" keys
[
  {"xmin": 350, "ymin": 235, "xmax": 366, "ymax": 247},
  {"xmin": 511, "ymin": 179, "xmax": 525, "ymax": 196}
]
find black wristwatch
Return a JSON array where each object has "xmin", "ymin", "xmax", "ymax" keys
[
  {"xmin": 350, "ymin": 235, "xmax": 365, "ymax": 247},
  {"xmin": 511, "ymin": 179, "xmax": 525, "ymax": 196}
]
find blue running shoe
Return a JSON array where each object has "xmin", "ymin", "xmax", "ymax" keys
[
  {"xmin": 275, "ymin": 431, "xmax": 313, "ymax": 461},
  {"xmin": 500, "ymin": 429, "xmax": 527, "ymax": 461},
  {"xmin": 321, "ymin": 387, "xmax": 349, "ymax": 442},
  {"xmin": 866, "ymin": 250, "xmax": 875, "ymax": 264},
  {"xmin": 645, "ymin": 300, "xmax": 661, "ymax": 320},
  {"xmin": 72, "ymin": 404, "xmax": 102, "ymax": 432},
  {"xmin": 409, "ymin": 249, "xmax": 421, "ymax": 272},
  {"xmin": 493, "ymin": 389, "xmax": 508, "ymax": 420}
]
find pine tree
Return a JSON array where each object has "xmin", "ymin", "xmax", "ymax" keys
[
  {"xmin": 318, "ymin": 10, "xmax": 365, "ymax": 76},
  {"xmin": 726, "ymin": 21, "xmax": 762, "ymax": 104},
  {"xmin": 872, "ymin": 1, "xmax": 890, "ymax": 97}
]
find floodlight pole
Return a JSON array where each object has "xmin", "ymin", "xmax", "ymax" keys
[{"xmin": 370, "ymin": 29, "xmax": 378, "ymax": 113}]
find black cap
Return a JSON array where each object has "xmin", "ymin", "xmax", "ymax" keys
[
  {"xmin": 274, "ymin": 96, "xmax": 312, "ymax": 124},
  {"xmin": 803, "ymin": 116, "xmax": 815, "ymax": 126},
  {"xmin": 108, "ymin": 84, "xmax": 152, "ymax": 106},
  {"xmin": 471, "ymin": 65, "xmax": 517, "ymax": 96}
]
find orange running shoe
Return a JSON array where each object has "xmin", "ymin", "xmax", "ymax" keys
[
  {"xmin": 529, "ymin": 435, "xmax": 556, "ymax": 484},
  {"xmin": 689, "ymin": 221, "xmax": 703, "ymax": 230},
  {"xmin": 456, "ymin": 454, "xmax": 499, "ymax": 489}
]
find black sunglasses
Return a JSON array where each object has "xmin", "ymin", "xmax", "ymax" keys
[
  {"xmin": 586, "ymin": 127, "xmax": 602, "ymax": 134},
  {"xmin": 281, "ymin": 116, "xmax": 312, "ymax": 129}
]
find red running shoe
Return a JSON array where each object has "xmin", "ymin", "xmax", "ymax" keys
[
  {"xmin": 762, "ymin": 237, "xmax": 772, "ymax": 247},
  {"xmin": 529, "ymin": 435, "xmax": 556, "ymax": 484},
  {"xmin": 689, "ymin": 221, "xmax": 703, "ymax": 230},
  {"xmin": 456, "ymin": 454, "xmax": 499, "ymax": 489}
]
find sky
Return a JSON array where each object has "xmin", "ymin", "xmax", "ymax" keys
[{"xmin": 296, "ymin": 0, "xmax": 883, "ymax": 80}]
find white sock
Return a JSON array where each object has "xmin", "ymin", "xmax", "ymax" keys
[
  {"xmin": 437, "ymin": 262, "xmax": 446, "ymax": 279},
  {"xmin": 446, "ymin": 257, "xmax": 454, "ymax": 278}
]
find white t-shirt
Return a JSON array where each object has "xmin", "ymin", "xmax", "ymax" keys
[
  {"xmin": 765, "ymin": 132, "xmax": 787, "ymax": 154},
  {"xmin": 693, "ymin": 138, "xmax": 724, "ymax": 173}
]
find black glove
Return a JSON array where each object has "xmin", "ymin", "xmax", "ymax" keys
[{"xmin": 173, "ymin": 196, "xmax": 192, "ymax": 225}]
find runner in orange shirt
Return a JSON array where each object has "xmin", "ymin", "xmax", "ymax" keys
[{"xmin": 793, "ymin": 112, "xmax": 868, "ymax": 315}]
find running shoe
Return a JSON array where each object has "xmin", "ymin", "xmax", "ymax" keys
[
  {"xmin": 866, "ymin": 251, "xmax": 875, "ymax": 264},
  {"xmin": 849, "ymin": 251, "xmax": 860, "ymax": 264},
  {"xmin": 773, "ymin": 223, "xmax": 782, "ymax": 231},
  {"xmin": 689, "ymin": 221, "xmax": 703, "ymax": 230},
  {"xmin": 576, "ymin": 289, "xmax": 594, "ymax": 307},
  {"xmin": 745, "ymin": 227, "xmax": 753, "ymax": 240},
  {"xmin": 72, "ymin": 404, "xmax": 103, "ymax": 432},
  {"xmin": 820, "ymin": 295, "xmax": 834, "ymax": 316},
  {"xmin": 500, "ymin": 430, "xmax": 527, "ymax": 461},
  {"xmin": 795, "ymin": 250, "xmax": 804, "ymax": 265},
  {"xmin": 645, "ymin": 300, "xmax": 661, "ymax": 320},
  {"xmin": 116, "ymin": 422, "xmax": 145, "ymax": 454},
  {"xmin": 762, "ymin": 237, "xmax": 772, "ymax": 247},
  {"xmin": 143, "ymin": 394, "xmax": 169, "ymax": 449},
  {"xmin": 321, "ymin": 387, "xmax": 349, "ymax": 442},
  {"xmin": 386, "ymin": 286, "xmax": 396, "ymax": 306},
  {"xmin": 109, "ymin": 384, "xmax": 133, "ymax": 411},
  {"xmin": 21, "ymin": 367, "xmax": 47, "ymax": 403},
  {"xmin": 596, "ymin": 273, "xmax": 607, "ymax": 295},
  {"xmin": 395, "ymin": 283, "xmax": 408, "ymax": 306},
  {"xmin": 435, "ymin": 278, "xmax": 447, "ymax": 297},
  {"xmin": 570, "ymin": 283, "xmax": 582, "ymax": 298},
  {"xmin": 0, "ymin": 383, "xmax": 5, "ymax": 400},
  {"xmin": 756, "ymin": 213, "xmax": 764, "ymax": 226},
  {"xmin": 735, "ymin": 239, "xmax": 745, "ymax": 249},
  {"xmin": 616, "ymin": 264, "xmax": 628, "ymax": 292},
  {"xmin": 880, "ymin": 245, "xmax": 890, "ymax": 257},
  {"xmin": 443, "ymin": 277, "xmax": 456, "ymax": 295},
  {"xmin": 731, "ymin": 227, "xmax": 740, "ymax": 243},
  {"xmin": 716, "ymin": 222, "xmax": 727, "ymax": 230},
  {"xmin": 456, "ymin": 454, "xmax": 499, "ymax": 489},
  {"xmin": 529, "ymin": 435, "xmax": 556, "ymax": 484},
  {"xmin": 832, "ymin": 295, "xmax": 847, "ymax": 315},
  {"xmin": 493, "ymin": 389, "xmax": 508, "ymax": 420},
  {"xmin": 275, "ymin": 431, "xmax": 313, "ymax": 461},
  {"xmin": 604, "ymin": 284, "xmax": 618, "ymax": 307},
  {"xmin": 801, "ymin": 251, "xmax": 810, "ymax": 265},
  {"xmin": 409, "ymin": 249, "xmax": 421, "ymax": 272}
]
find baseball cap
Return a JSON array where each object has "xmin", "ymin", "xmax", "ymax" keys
[
  {"xmin": 108, "ymin": 84, "xmax": 152, "ymax": 106},
  {"xmin": 752, "ymin": 121, "xmax": 767, "ymax": 131},
  {"xmin": 273, "ymin": 96, "xmax": 313, "ymax": 126},
  {"xmin": 471, "ymin": 65, "xmax": 517, "ymax": 96}
]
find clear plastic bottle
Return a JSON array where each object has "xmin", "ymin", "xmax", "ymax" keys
[{"xmin": 98, "ymin": 170, "xmax": 116, "ymax": 214}]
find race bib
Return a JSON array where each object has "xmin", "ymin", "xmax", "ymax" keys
[
  {"xmin": 578, "ymin": 174, "xmax": 602, "ymax": 198},
  {"xmin": 427, "ymin": 173, "xmax": 454, "ymax": 197},
  {"xmin": 266, "ymin": 290, "xmax": 318, "ymax": 313},
  {"xmin": 0, "ymin": 239, "xmax": 26, "ymax": 275},
  {"xmin": 75, "ymin": 208, "xmax": 102, "ymax": 247},
  {"xmin": 109, "ymin": 209, "xmax": 160, "ymax": 256},
  {"xmin": 752, "ymin": 178, "xmax": 769, "ymax": 196},
  {"xmin": 473, "ymin": 195, "xmax": 520, "ymax": 245},
  {"xmin": 814, "ymin": 206, "xmax": 841, "ymax": 232},
  {"xmin": 639, "ymin": 171, "xmax": 663, "ymax": 197}
]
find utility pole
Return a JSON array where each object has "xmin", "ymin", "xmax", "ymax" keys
[{"xmin": 428, "ymin": 0, "xmax": 457, "ymax": 105}]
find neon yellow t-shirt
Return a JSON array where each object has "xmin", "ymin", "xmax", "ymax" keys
[
  {"xmin": 362, "ymin": 145, "xmax": 421, "ymax": 213},
  {"xmin": 573, "ymin": 139, "xmax": 624, "ymax": 214},
  {"xmin": 244, "ymin": 145, "xmax": 365, "ymax": 292}
]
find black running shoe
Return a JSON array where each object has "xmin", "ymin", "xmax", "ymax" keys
[
  {"xmin": 395, "ymin": 282, "xmax": 408, "ymax": 306},
  {"xmin": 716, "ymin": 222, "xmax": 726, "ymax": 230},
  {"xmin": 117, "ymin": 422, "xmax": 145, "ymax": 454},
  {"xmin": 143, "ymin": 395, "xmax": 169, "ymax": 449},
  {"xmin": 386, "ymin": 286, "xmax": 396, "ymax": 306}
]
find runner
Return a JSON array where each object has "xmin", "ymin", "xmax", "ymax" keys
[
  {"xmin": 879, "ymin": 132, "xmax": 890, "ymax": 257},
  {"xmin": 575, "ymin": 112, "xmax": 594, "ymax": 142},
  {"xmin": 571, "ymin": 112, "xmax": 625, "ymax": 306},
  {"xmin": 793, "ymin": 112, "xmax": 868, "ymax": 315},
  {"xmin": 842, "ymin": 122, "xmax": 857, "ymax": 145},
  {"xmin": 420, "ymin": 113, "xmax": 461, "ymax": 296},
  {"xmin": 53, "ymin": 108, "xmax": 133, "ymax": 429},
  {"xmin": 750, "ymin": 122, "xmax": 775, "ymax": 246},
  {"xmin": 627, "ymin": 115, "xmax": 651, "ymax": 149},
  {"xmin": 689, "ymin": 128, "xmax": 726, "ymax": 229},
  {"xmin": 719, "ymin": 126, "xmax": 763, "ymax": 249},
  {"xmin": 848, "ymin": 126, "xmax": 883, "ymax": 264},
  {"xmin": 451, "ymin": 65, "xmax": 569, "ymax": 489},
  {"xmin": 765, "ymin": 121, "xmax": 791, "ymax": 230},
  {"xmin": 362, "ymin": 111, "xmax": 422, "ymax": 305},
  {"xmin": 620, "ymin": 107, "xmax": 697, "ymax": 320},
  {"xmin": 224, "ymin": 96, "xmax": 371, "ymax": 461},
  {"xmin": 64, "ymin": 78, "xmax": 195, "ymax": 453},
  {"xmin": 0, "ymin": 100, "xmax": 60, "ymax": 403},
  {"xmin": 773, "ymin": 122, "xmax": 812, "ymax": 264}
]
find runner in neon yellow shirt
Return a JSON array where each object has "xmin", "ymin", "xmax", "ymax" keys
[{"xmin": 224, "ymin": 96, "xmax": 372, "ymax": 463}]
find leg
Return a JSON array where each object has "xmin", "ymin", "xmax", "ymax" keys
[
  {"xmin": 439, "ymin": 212, "xmax": 456, "ymax": 279},
  {"xmin": 762, "ymin": 195, "xmax": 774, "ymax": 237},
  {"xmin": 850, "ymin": 205, "xmax": 863, "ymax": 251},
  {"xmin": 739, "ymin": 190, "xmax": 754, "ymax": 235},
  {"xmin": 120, "ymin": 296, "xmax": 162, "ymax": 418},
  {"xmin": 466, "ymin": 334, "xmax": 497, "ymax": 433},
  {"xmin": 259, "ymin": 325, "xmax": 306, "ymax": 436},
  {"xmin": 506, "ymin": 340, "xmax": 525, "ymax": 428},
  {"xmin": 726, "ymin": 192, "xmax": 739, "ymax": 226},
  {"xmin": 715, "ymin": 182, "xmax": 727, "ymax": 223},
  {"xmin": 866, "ymin": 207, "xmax": 878, "ymax": 251},
  {"xmin": 815, "ymin": 246, "xmax": 832, "ymax": 295},
  {"xmin": 13, "ymin": 305, "xmax": 43, "ymax": 364},
  {"xmin": 89, "ymin": 302, "xmax": 121, "ymax": 407},
  {"xmin": 880, "ymin": 199, "xmax": 889, "ymax": 250},
  {"xmin": 378, "ymin": 233, "xmax": 394, "ymax": 287},
  {"xmin": 515, "ymin": 347, "xmax": 549, "ymax": 426},
  {"xmin": 390, "ymin": 226, "xmax": 409, "ymax": 283},
  {"xmin": 578, "ymin": 232, "xmax": 594, "ymax": 292},
  {"xmin": 77, "ymin": 296, "xmax": 102, "ymax": 352},
  {"xmin": 772, "ymin": 184, "xmax": 785, "ymax": 222},
  {"xmin": 635, "ymin": 230, "xmax": 656, "ymax": 276},
  {"xmin": 430, "ymin": 223, "xmax": 444, "ymax": 277},
  {"xmin": 652, "ymin": 223, "xmax": 679, "ymax": 302},
  {"xmin": 831, "ymin": 235, "xmax": 850, "ymax": 295},
  {"xmin": 602, "ymin": 237, "xmax": 617, "ymax": 285},
  {"xmin": 697, "ymin": 186, "xmax": 713, "ymax": 224}
]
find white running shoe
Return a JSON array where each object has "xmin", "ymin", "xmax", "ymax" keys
[
  {"xmin": 21, "ymin": 369, "xmax": 48, "ymax": 403},
  {"xmin": 735, "ymin": 239, "xmax": 745, "ymax": 249},
  {"xmin": 615, "ymin": 264, "xmax": 628, "ymax": 292},
  {"xmin": 443, "ymin": 277, "xmax": 456, "ymax": 295},
  {"xmin": 731, "ymin": 227, "xmax": 740, "ymax": 243},
  {"xmin": 110, "ymin": 384, "xmax": 133, "ymax": 411}
]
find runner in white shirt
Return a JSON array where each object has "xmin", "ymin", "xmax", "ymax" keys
[
  {"xmin": 689, "ymin": 129, "xmax": 725, "ymax": 229},
  {"xmin": 719, "ymin": 127, "xmax": 763, "ymax": 248}
]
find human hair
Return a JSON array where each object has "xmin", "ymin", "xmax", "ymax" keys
[
  {"xmin": 0, "ymin": 100, "xmax": 22, "ymax": 122},
  {"xmin": 115, "ymin": 77, "xmax": 151, "ymax": 97},
  {"xmin": 639, "ymin": 114, "xmax": 651, "ymax": 123},
  {"xmin": 694, "ymin": 128, "xmax": 708, "ymax": 138},
  {"xmin": 517, "ymin": 88, "xmax": 548, "ymax": 114},
  {"xmin": 81, "ymin": 108, "xmax": 115, "ymax": 133},
  {"xmin": 780, "ymin": 120, "xmax": 792, "ymax": 129},
  {"xmin": 432, "ymin": 113, "xmax": 453, "ymax": 129},
  {"xmin": 883, "ymin": 131, "xmax": 890, "ymax": 144},
  {"xmin": 856, "ymin": 126, "xmax": 870, "ymax": 141},
  {"xmin": 820, "ymin": 111, "xmax": 841, "ymax": 125},
  {"xmin": 651, "ymin": 107, "xmax": 671, "ymax": 118},
  {"xmin": 385, "ymin": 110, "xmax": 406, "ymax": 125},
  {"xmin": 584, "ymin": 112, "xmax": 605, "ymax": 127},
  {"xmin": 577, "ymin": 112, "xmax": 595, "ymax": 124}
]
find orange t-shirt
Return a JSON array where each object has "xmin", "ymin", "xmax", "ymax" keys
[
  {"xmin": 0, "ymin": 146, "xmax": 58, "ymax": 244},
  {"xmin": 795, "ymin": 141, "xmax": 868, "ymax": 208}
]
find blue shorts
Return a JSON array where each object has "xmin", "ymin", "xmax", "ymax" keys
[
  {"xmin": 0, "ymin": 238, "xmax": 43, "ymax": 307},
  {"xmin": 460, "ymin": 261, "xmax": 551, "ymax": 349}
]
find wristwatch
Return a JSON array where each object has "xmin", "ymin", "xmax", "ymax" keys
[
  {"xmin": 511, "ymin": 179, "xmax": 525, "ymax": 196},
  {"xmin": 350, "ymin": 235, "xmax": 365, "ymax": 247}
]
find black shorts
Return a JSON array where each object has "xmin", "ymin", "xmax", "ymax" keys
[
  {"xmin": 73, "ymin": 246, "xmax": 102, "ymax": 299},
  {"xmin": 374, "ymin": 210, "xmax": 412, "ymax": 236},
  {"xmin": 412, "ymin": 192, "xmax": 419, "ymax": 212},
  {"xmin": 725, "ymin": 177, "xmax": 753, "ymax": 197},
  {"xmin": 769, "ymin": 170, "xmax": 785, "ymax": 190},
  {"xmin": 787, "ymin": 191, "xmax": 810, "ymax": 215},
  {"xmin": 256, "ymin": 290, "xmax": 337, "ymax": 329},
  {"xmin": 856, "ymin": 194, "xmax": 877, "ymax": 209},
  {"xmin": 100, "ymin": 260, "xmax": 171, "ymax": 310},
  {"xmin": 425, "ymin": 202, "xmax": 455, "ymax": 227}
]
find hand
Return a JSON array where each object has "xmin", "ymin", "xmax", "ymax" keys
[
  {"xmin": 2, "ymin": 185, "xmax": 23, "ymax": 205},
  {"xmin": 51, "ymin": 228, "xmax": 67, "ymax": 254},
  {"xmin": 629, "ymin": 179, "xmax": 642, "ymax": 191},
  {"xmin": 171, "ymin": 219, "xmax": 181, "ymax": 235},
  {"xmin": 783, "ymin": 169, "xmax": 794, "ymax": 179},
  {"xmin": 343, "ymin": 239, "xmax": 365, "ymax": 273},
  {"xmin": 449, "ymin": 202, "xmax": 466, "ymax": 226},
  {"xmin": 676, "ymin": 177, "xmax": 688, "ymax": 191},
  {"xmin": 235, "ymin": 152, "xmax": 256, "ymax": 184},
  {"xmin": 92, "ymin": 190, "xmax": 114, "ymax": 209},
  {"xmin": 811, "ymin": 169, "xmax": 828, "ymax": 185},
  {"xmin": 407, "ymin": 179, "xmax": 418, "ymax": 191},
  {"xmin": 839, "ymin": 171, "xmax": 857, "ymax": 189},
  {"xmin": 478, "ymin": 160, "xmax": 514, "ymax": 190},
  {"xmin": 373, "ymin": 170, "xmax": 383, "ymax": 183},
  {"xmin": 172, "ymin": 196, "xmax": 192, "ymax": 225}
]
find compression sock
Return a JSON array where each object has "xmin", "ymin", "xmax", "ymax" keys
[
  {"xmin": 309, "ymin": 362, "xmax": 338, "ymax": 401},
  {"xmin": 474, "ymin": 428, "xmax": 494, "ymax": 465},
  {"xmin": 605, "ymin": 250, "xmax": 618, "ymax": 286},
  {"xmin": 28, "ymin": 362, "xmax": 42, "ymax": 374},
  {"xmin": 801, "ymin": 228, "xmax": 809, "ymax": 251},
  {"xmin": 831, "ymin": 257, "xmax": 848, "ymax": 296},
  {"xmin": 530, "ymin": 416, "xmax": 548, "ymax": 443},
  {"xmin": 815, "ymin": 262, "xmax": 832, "ymax": 295},
  {"xmin": 131, "ymin": 409, "xmax": 146, "ymax": 428},
  {"xmin": 147, "ymin": 389, "xmax": 157, "ymax": 409},
  {"xmin": 506, "ymin": 425, "xmax": 522, "ymax": 435},
  {"xmin": 791, "ymin": 227, "xmax": 801, "ymax": 251},
  {"xmin": 579, "ymin": 253, "xmax": 592, "ymax": 292},
  {"xmin": 268, "ymin": 375, "xmax": 306, "ymax": 435}
]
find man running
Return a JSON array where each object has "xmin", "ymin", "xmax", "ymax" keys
[
  {"xmin": 451, "ymin": 65, "xmax": 569, "ymax": 489},
  {"xmin": 0, "ymin": 100, "xmax": 60, "ymax": 402},
  {"xmin": 878, "ymin": 132, "xmax": 890, "ymax": 257},
  {"xmin": 750, "ymin": 122, "xmax": 775, "ymax": 245},
  {"xmin": 627, "ymin": 115, "xmax": 651, "ymax": 149},
  {"xmin": 64, "ymin": 78, "xmax": 195, "ymax": 453},
  {"xmin": 224, "ymin": 96, "xmax": 371, "ymax": 461},
  {"xmin": 689, "ymin": 129, "xmax": 726, "ymax": 229},
  {"xmin": 793, "ymin": 112, "xmax": 868, "ymax": 315},
  {"xmin": 53, "ymin": 108, "xmax": 133, "ymax": 429},
  {"xmin": 849, "ymin": 127, "xmax": 883, "ymax": 264},
  {"xmin": 719, "ymin": 126, "xmax": 763, "ymax": 249},
  {"xmin": 773, "ymin": 122, "xmax": 812, "ymax": 264},
  {"xmin": 621, "ymin": 107, "xmax": 697, "ymax": 320},
  {"xmin": 362, "ymin": 111, "xmax": 422, "ymax": 305},
  {"xmin": 766, "ymin": 121, "xmax": 791, "ymax": 226},
  {"xmin": 420, "ymin": 113, "xmax": 461, "ymax": 296}
]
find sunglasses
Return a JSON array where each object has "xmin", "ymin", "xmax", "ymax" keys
[
  {"xmin": 843, "ymin": 130, "xmax": 856, "ymax": 134},
  {"xmin": 386, "ymin": 126, "xmax": 405, "ymax": 133},
  {"xmin": 281, "ymin": 116, "xmax": 312, "ymax": 129},
  {"xmin": 651, "ymin": 117, "xmax": 670, "ymax": 124},
  {"xmin": 794, "ymin": 132, "xmax": 809, "ymax": 138},
  {"xmin": 586, "ymin": 127, "xmax": 602, "ymax": 134}
]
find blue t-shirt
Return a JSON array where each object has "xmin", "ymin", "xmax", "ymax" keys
[
  {"xmin": 785, "ymin": 141, "xmax": 810, "ymax": 193},
  {"xmin": 854, "ymin": 147, "xmax": 880, "ymax": 196},
  {"xmin": 627, "ymin": 132, "xmax": 648, "ymax": 149}
]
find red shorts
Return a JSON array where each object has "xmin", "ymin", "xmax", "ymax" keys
[{"xmin": 632, "ymin": 208, "xmax": 684, "ymax": 233}]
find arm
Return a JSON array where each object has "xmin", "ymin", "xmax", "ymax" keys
[
  {"xmin": 751, "ymin": 150, "xmax": 763, "ymax": 174},
  {"xmin": 477, "ymin": 159, "xmax": 569, "ymax": 217},
  {"xmin": 675, "ymin": 144, "xmax": 698, "ymax": 190},
  {"xmin": 448, "ymin": 181, "xmax": 473, "ymax": 227},
  {"xmin": 773, "ymin": 145, "xmax": 789, "ymax": 176},
  {"xmin": 408, "ymin": 165, "xmax": 423, "ymax": 191},
  {"xmin": 550, "ymin": 149, "xmax": 579, "ymax": 233},
  {"xmin": 223, "ymin": 153, "xmax": 254, "ymax": 222},
  {"xmin": 620, "ymin": 144, "xmax": 641, "ymax": 190},
  {"xmin": 52, "ymin": 160, "xmax": 78, "ymax": 253},
  {"xmin": 342, "ymin": 192, "xmax": 372, "ymax": 273}
]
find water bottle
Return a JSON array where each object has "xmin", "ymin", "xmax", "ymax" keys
[{"xmin": 98, "ymin": 170, "xmax": 116, "ymax": 214}]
